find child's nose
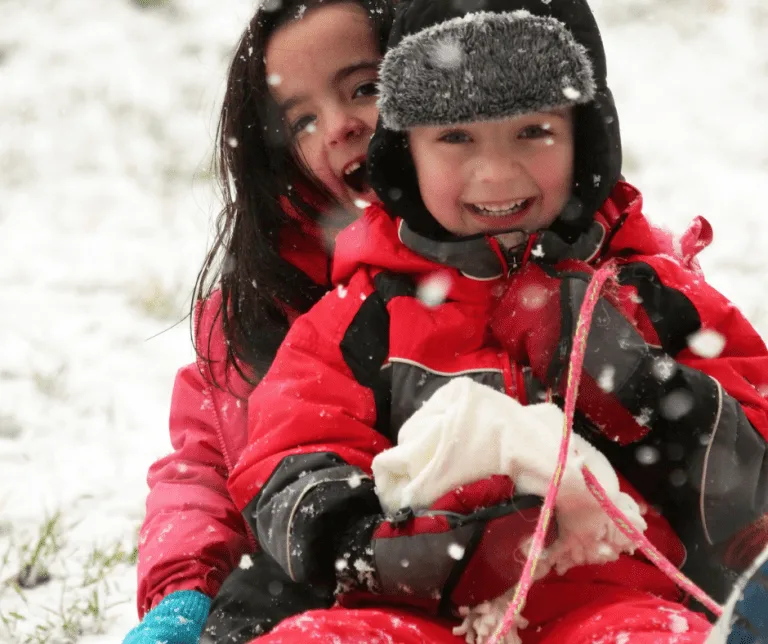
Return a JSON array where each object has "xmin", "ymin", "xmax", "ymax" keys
[
  {"xmin": 324, "ymin": 106, "xmax": 366, "ymax": 147},
  {"xmin": 473, "ymin": 150, "xmax": 524, "ymax": 183}
]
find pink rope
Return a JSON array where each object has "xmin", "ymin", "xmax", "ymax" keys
[
  {"xmin": 581, "ymin": 466, "xmax": 722, "ymax": 616},
  {"xmin": 488, "ymin": 263, "xmax": 722, "ymax": 644}
]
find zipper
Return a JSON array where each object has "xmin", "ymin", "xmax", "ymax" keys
[{"xmin": 486, "ymin": 236, "xmax": 510, "ymax": 275}]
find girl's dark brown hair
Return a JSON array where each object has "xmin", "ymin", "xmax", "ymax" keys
[{"xmin": 192, "ymin": 0, "xmax": 395, "ymax": 388}]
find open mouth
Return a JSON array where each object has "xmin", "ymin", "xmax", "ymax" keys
[
  {"xmin": 342, "ymin": 158, "xmax": 370, "ymax": 194},
  {"xmin": 466, "ymin": 198, "xmax": 533, "ymax": 217}
]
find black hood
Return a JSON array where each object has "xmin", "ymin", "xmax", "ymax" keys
[{"xmin": 368, "ymin": 0, "xmax": 622, "ymax": 243}]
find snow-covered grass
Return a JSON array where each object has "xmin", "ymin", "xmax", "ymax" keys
[{"xmin": 0, "ymin": 0, "xmax": 766, "ymax": 641}]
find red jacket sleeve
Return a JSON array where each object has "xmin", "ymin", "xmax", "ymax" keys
[
  {"xmin": 228, "ymin": 272, "xmax": 392, "ymax": 585},
  {"xmin": 136, "ymin": 362, "xmax": 253, "ymax": 616},
  {"xmin": 639, "ymin": 254, "xmax": 768, "ymax": 547},
  {"xmin": 570, "ymin": 251, "xmax": 768, "ymax": 549},
  {"xmin": 135, "ymin": 295, "xmax": 254, "ymax": 617}
]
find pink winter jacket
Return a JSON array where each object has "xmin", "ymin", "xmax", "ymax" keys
[
  {"xmin": 136, "ymin": 220, "xmax": 333, "ymax": 617},
  {"xmin": 136, "ymin": 290, "xmax": 257, "ymax": 616}
]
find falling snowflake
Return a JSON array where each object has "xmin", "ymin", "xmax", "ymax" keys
[
  {"xmin": 417, "ymin": 272, "xmax": 452, "ymax": 308},
  {"xmin": 337, "ymin": 284, "xmax": 348, "ymax": 299},
  {"xmin": 226, "ymin": 136, "xmax": 239, "ymax": 148},
  {"xmin": 347, "ymin": 473, "xmax": 362, "ymax": 489},
  {"xmin": 651, "ymin": 356, "xmax": 677, "ymax": 382},
  {"xmin": 635, "ymin": 445, "xmax": 660, "ymax": 466},
  {"xmin": 669, "ymin": 469, "xmax": 687, "ymax": 487},
  {"xmin": 597, "ymin": 365, "xmax": 616, "ymax": 393},
  {"xmin": 305, "ymin": 122, "xmax": 317, "ymax": 134},
  {"xmin": 634, "ymin": 407, "xmax": 653, "ymax": 427},
  {"xmin": 267, "ymin": 74, "xmax": 282, "ymax": 87},
  {"xmin": 447, "ymin": 543, "xmax": 466, "ymax": 560},
  {"xmin": 239, "ymin": 554, "xmax": 254, "ymax": 569},
  {"xmin": 268, "ymin": 580, "xmax": 284, "ymax": 596},
  {"xmin": 687, "ymin": 329, "xmax": 726, "ymax": 359},
  {"xmin": 518, "ymin": 283, "xmax": 552, "ymax": 311},
  {"xmin": 659, "ymin": 389, "xmax": 694, "ymax": 420},
  {"xmin": 430, "ymin": 38, "xmax": 464, "ymax": 69},
  {"xmin": 335, "ymin": 558, "xmax": 349, "ymax": 571},
  {"xmin": 353, "ymin": 198, "xmax": 371, "ymax": 210},
  {"xmin": 562, "ymin": 86, "xmax": 581, "ymax": 100}
]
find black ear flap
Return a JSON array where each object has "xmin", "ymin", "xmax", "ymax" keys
[
  {"xmin": 367, "ymin": 121, "xmax": 455, "ymax": 240},
  {"xmin": 550, "ymin": 89, "xmax": 622, "ymax": 244}
]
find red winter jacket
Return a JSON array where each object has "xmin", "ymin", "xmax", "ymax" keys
[
  {"xmin": 136, "ymin": 222, "xmax": 332, "ymax": 617},
  {"xmin": 228, "ymin": 182, "xmax": 768, "ymax": 590}
]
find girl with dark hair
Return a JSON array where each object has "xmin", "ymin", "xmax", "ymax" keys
[{"xmin": 123, "ymin": 1, "xmax": 395, "ymax": 642}]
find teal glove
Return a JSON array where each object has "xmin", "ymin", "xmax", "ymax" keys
[{"xmin": 123, "ymin": 590, "xmax": 211, "ymax": 644}]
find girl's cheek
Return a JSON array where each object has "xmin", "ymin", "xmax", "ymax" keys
[{"xmin": 296, "ymin": 141, "xmax": 326, "ymax": 183}]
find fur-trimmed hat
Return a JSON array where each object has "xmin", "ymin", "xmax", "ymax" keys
[{"xmin": 368, "ymin": 0, "xmax": 622, "ymax": 242}]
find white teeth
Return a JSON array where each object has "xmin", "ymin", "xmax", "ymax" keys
[
  {"xmin": 473, "ymin": 199, "xmax": 528, "ymax": 214},
  {"xmin": 344, "ymin": 161, "xmax": 361, "ymax": 176}
]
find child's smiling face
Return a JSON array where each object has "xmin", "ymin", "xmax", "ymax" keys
[
  {"xmin": 408, "ymin": 109, "xmax": 575, "ymax": 241},
  {"xmin": 266, "ymin": 3, "xmax": 381, "ymax": 214}
]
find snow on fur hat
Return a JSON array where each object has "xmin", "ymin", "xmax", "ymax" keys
[{"xmin": 368, "ymin": 0, "xmax": 622, "ymax": 242}]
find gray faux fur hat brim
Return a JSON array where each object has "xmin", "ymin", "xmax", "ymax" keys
[{"xmin": 378, "ymin": 10, "xmax": 596, "ymax": 131}]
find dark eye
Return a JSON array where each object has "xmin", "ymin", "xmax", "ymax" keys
[
  {"xmin": 519, "ymin": 124, "xmax": 553, "ymax": 140},
  {"xmin": 438, "ymin": 130, "xmax": 471, "ymax": 144},
  {"xmin": 290, "ymin": 114, "xmax": 316, "ymax": 136},
  {"xmin": 353, "ymin": 81, "xmax": 378, "ymax": 99}
]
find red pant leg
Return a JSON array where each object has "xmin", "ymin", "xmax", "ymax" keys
[
  {"xmin": 514, "ymin": 555, "xmax": 714, "ymax": 643},
  {"xmin": 525, "ymin": 593, "xmax": 712, "ymax": 644},
  {"xmin": 249, "ymin": 606, "xmax": 463, "ymax": 643}
]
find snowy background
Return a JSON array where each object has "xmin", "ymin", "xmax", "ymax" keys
[{"xmin": 0, "ymin": 0, "xmax": 766, "ymax": 641}]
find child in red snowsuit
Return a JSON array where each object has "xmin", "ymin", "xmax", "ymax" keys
[{"xmin": 226, "ymin": 0, "xmax": 768, "ymax": 641}]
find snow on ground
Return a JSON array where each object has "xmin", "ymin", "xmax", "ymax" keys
[{"xmin": 0, "ymin": 0, "xmax": 766, "ymax": 641}]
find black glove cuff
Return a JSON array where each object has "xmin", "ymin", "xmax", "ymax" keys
[{"xmin": 334, "ymin": 514, "xmax": 383, "ymax": 593}]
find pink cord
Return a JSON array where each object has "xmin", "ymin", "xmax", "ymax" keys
[
  {"xmin": 488, "ymin": 263, "xmax": 722, "ymax": 644},
  {"xmin": 581, "ymin": 466, "xmax": 722, "ymax": 617}
]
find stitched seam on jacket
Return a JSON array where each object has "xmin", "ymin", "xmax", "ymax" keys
[
  {"xmin": 386, "ymin": 357, "xmax": 503, "ymax": 377},
  {"xmin": 699, "ymin": 377, "xmax": 723, "ymax": 546}
]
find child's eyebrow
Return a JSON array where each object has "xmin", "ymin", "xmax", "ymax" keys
[
  {"xmin": 278, "ymin": 60, "xmax": 379, "ymax": 114},
  {"xmin": 332, "ymin": 60, "xmax": 380, "ymax": 84}
]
